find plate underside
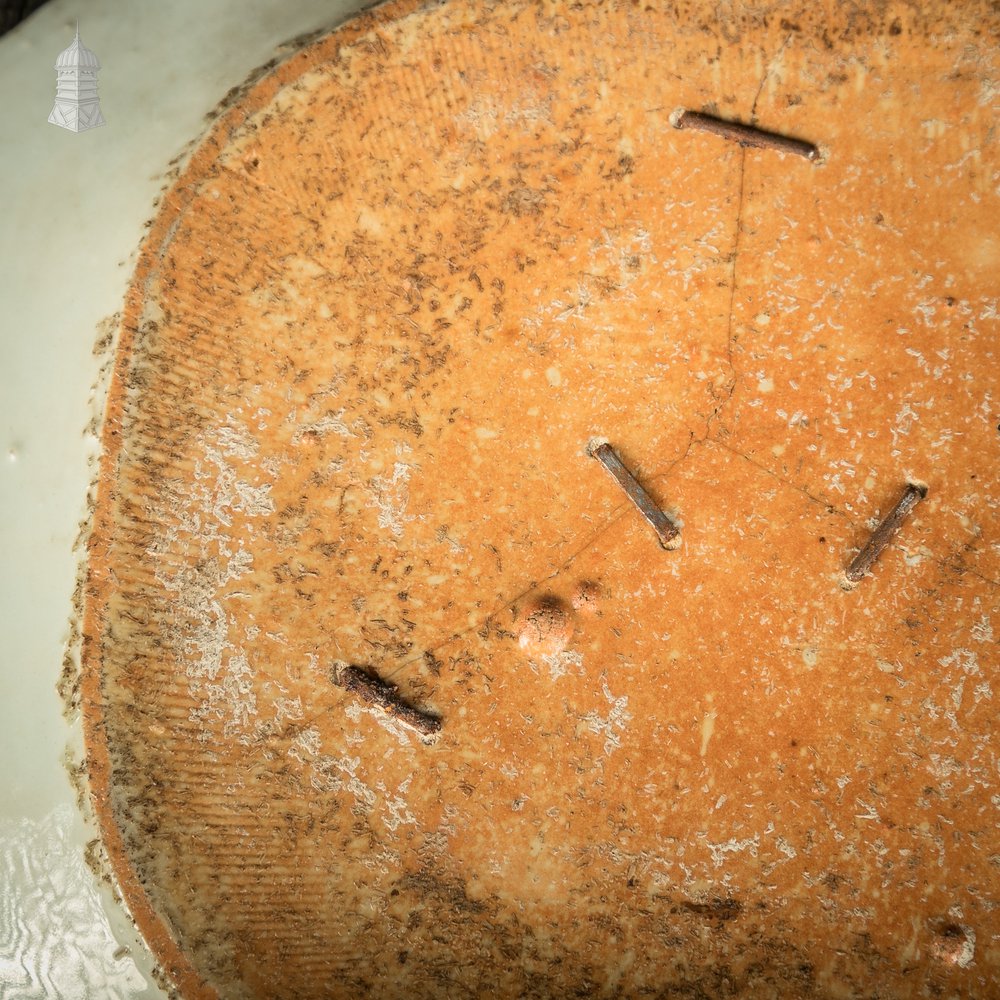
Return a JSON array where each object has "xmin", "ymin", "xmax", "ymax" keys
[{"xmin": 82, "ymin": 1, "xmax": 1000, "ymax": 997}]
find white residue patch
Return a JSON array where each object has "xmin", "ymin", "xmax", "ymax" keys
[
  {"xmin": 216, "ymin": 419, "xmax": 260, "ymax": 459},
  {"xmin": 774, "ymin": 836, "xmax": 798, "ymax": 860},
  {"xmin": 706, "ymin": 834, "xmax": 760, "ymax": 868},
  {"xmin": 191, "ymin": 649, "xmax": 257, "ymax": 735},
  {"xmin": 955, "ymin": 927, "xmax": 976, "ymax": 969},
  {"xmin": 379, "ymin": 776, "xmax": 417, "ymax": 832},
  {"xmin": 890, "ymin": 400, "xmax": 920, "ymax": 449},
  {"xmin": 367, "ymin": 453, "xmax": 414, "ymax": 539},
  {"xmin": 308, "ymin": 750, "xmax": 376, "ymax": 807},
  {"xmin": 290, "ymin": 726, "xmax": 413, "ymax": 822},
  {"xmin": 583, "ymin": 682, "xmax": 632, "ymax": 756},
  {"xmin": 932, "ymin": 647, "xmax": 993, "ymax": 718},
  {"xmin": 938, "ymin": 648, "xmax": 982, "ymax": 680},
  {"xmin": 455, "ymin": 93, "xmax": 553, "ymax": 140},
  {"xmin": 290, "ymin": 726, "xmax": 322, "ymax": 760},
  {"xmin": 541, "ymin": 648, "xmax": 584, "ymax": 681},
  {"xmin": 190, "ymin": 425, "xmax": 276, "ymax": 527},
  {"xmin": 855, "ymin": 799, "xmax": 881, "ymax": 822},
  {"xmin": 970, "ymin": 615, "xmax": 994, "ymax": 643},
  {"xmin": 273, "ymin": 696, "xmax": 304, "ymax": 723},
  {"xmin": 147, "ymin": 419, "xmax": 275, "ymax": 738}
]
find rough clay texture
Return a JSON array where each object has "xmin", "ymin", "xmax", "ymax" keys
[{"xmin": 81, "ymin": 1, "xmax": 999, "ymax": 997}]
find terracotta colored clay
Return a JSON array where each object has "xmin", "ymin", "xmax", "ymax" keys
[{"xmin": 81, "ymin": 1, "xmax": 1000, "ymax": 998}]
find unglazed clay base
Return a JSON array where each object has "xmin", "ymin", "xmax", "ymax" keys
[
  {"xmin": 82, "ymin": 1, "xmax": 999, "ymax": 997},
  {"xmin": 0, "ymin": 1, "xmax": 360, "ymax": 996}
]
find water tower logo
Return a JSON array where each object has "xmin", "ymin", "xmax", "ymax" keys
[{"xmin": 48, "ymin": 23, "xmax": 106, "ymax": 132}]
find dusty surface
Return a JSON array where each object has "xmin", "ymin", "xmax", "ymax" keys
[{"xmin": 81, "ymin": 0, "xmax": 999, "ymax": 997}]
